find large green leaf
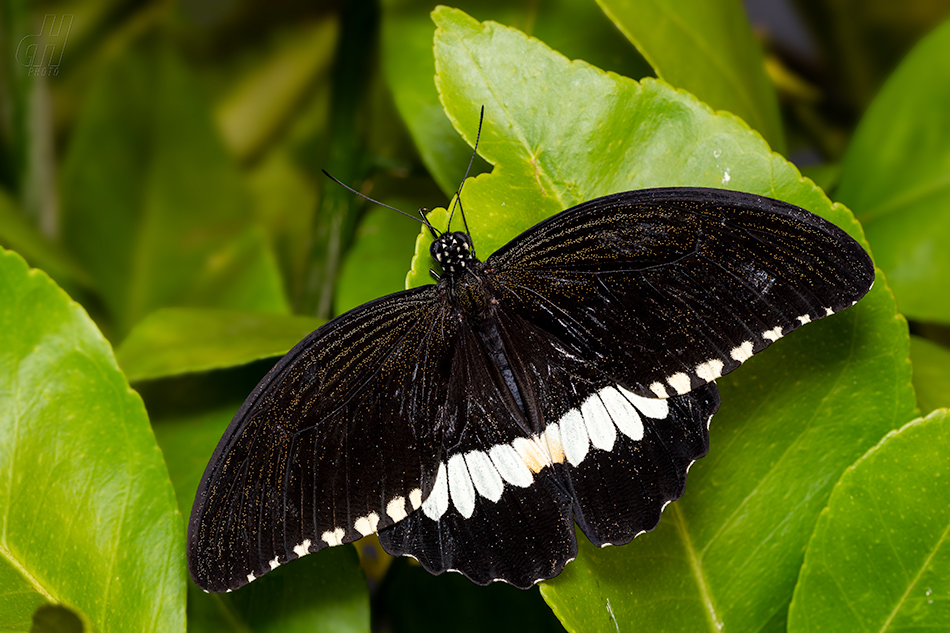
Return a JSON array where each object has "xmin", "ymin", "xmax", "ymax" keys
[
  {"xmin": 381, "ymin": 0, "xmax": 651, "ymax": 196},
  {"xmin": 788, "ymin": 409, "xmax": 950, "ymax": 632},
  {"xmin": 595, "ymin": 0, "xmax": 785, "ymax": 152},
  {"xmin": 116, "ymin": 308, "xmax": 323, "ymax": 382},
  {"xmin": 153, "ymin": 405, "xmax": 370, "ymax": 633},
  {"xmin": 0, "ymin": 248, "xmax": 184, "ymax": 631},
  {"xmin": 59, "ymin": 40, "xmax": 289, "ymax": 338},
  {"xmin": 421, "ymin": 8, "xmax": 915, "ymax": 631},
  {"xmin": 836, "ymin": 18, "xmax": 950, "ymax": 324}
]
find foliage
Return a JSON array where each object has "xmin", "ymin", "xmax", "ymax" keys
[{"xmin": 1, "ymin": 0, "xmax": 949, "ymax": 631}]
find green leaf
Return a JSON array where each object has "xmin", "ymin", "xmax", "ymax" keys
[
  {"xmin": 595, "ymin": 0, "xmax": 785, "ymax": 152},
  {"xmin": 381, "ymin": 0, "xmax": 651, "ymax": 196},
  {"xmin": 115, "ymin": 308, "xmax": 322, "ymax": 382},
  {"xmin": 0, "ymin": 248, "xmax": 184, "ymax": 631},
  {"xmin": 425, "ymin": 8, "xmax": 916, "ymax": 630},
  {"xmin": 59, "ymin": 40, "xmax": 289, "ymax": 338},
  {"xmin": 836, "ymin": 18, "xmax": 950, "ymax": 324},
  {"xmin": 153, "ymin": 406, "xmax": 370, "ymax": 633},
  {"xmin": 910, "ymin": 335, "xmax": 950, "ymax": 415},
  {"xmin": 788, "ymin": 409, "xmax": 950, "ymax": 632}
]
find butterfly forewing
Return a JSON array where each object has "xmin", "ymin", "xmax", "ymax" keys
[
  {"xmin": 188, "ymin": 287, "xmax": 460, "ymax": 592},
  {"xmin": 487, "ymin": 188, "xmax": 875, "ymax": 400}
]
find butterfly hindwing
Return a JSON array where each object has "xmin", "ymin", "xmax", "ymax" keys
[
  {"xmin": 558, "ymin": 383, "xmax": 718, "ymax": 547},
  {"xmin": 377, "ymin": 320, "xmax": 578, "ymax": 587},
  {"xmin": 378, "ymin": 308, "xmax": 719, "ymax": 588},
  {"xmin": 487, "ymin": 187, "xmax": 875, "ymax": 400}
]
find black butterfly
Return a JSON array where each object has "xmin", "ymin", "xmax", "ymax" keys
[{"xmin": 187, "ymin": 184, "xmax": 874, "ymax": 592}]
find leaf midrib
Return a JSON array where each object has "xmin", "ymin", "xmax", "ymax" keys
[{"xmin": 671, "ymin": 503, "xmax": 723, "ymax": 632}]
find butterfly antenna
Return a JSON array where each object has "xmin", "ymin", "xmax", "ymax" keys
[
  {"xmin": 446, "ymin": 106, "xmax": 484, "ymax": 253},
  {"xmin": 321, "ymin": 170, "xmax": 440, "ymax": 236}
]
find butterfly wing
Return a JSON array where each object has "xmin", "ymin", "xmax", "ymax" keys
[
  {"xmin": 187, "ymin": 287, "xmax": 460, "ymax": 593},
  {"xmin": 378, "ymin": 306, "xmax": 719, "ymax": 588},
  {"xmin": 485, "ymin": 187, "xmax": 875, "ymax": 399}
]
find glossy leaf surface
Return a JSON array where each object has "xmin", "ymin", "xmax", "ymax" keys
[
  {"xmin": 788, "ymin": 409, "xmax": 950, "ymax": 632},
  {"xmin": 0, "ymin": 248, "xmax": 184, "ymax": 631},
  {"xmin": 836, "ymin": 19, "xmax": 950, "ymax": 324}
]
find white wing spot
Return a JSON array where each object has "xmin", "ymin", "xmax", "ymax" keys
[
  {"xmin": 512, "ymin": 436, "xmax": 550, "ymax": 474},
  {"xmin": 354, "ymin": 512, "xmax": 380, "ymax": 537},
  {"xmin": 825, "ymin": 306, "xmax": 834, "ymax": 316},
  {"xmin": 409, "ymin": 488, "xmax": 422, "ymax": 510},
  {"xmin": 269, "ymin": 556, "xmax": 280, "ymax": 570},
  {"xmin": 649, "ymin": 382, "xmax": 669, "ymax": 398},
  {"xmin": 321, "ymin": 527, "xmax": 345, "ymax": 547},
  {"xmin": 489, "ymin": 443, "xmax": 533, "ymax": 488},
  {"xmin": 247, "ymin": 572, "xmax": 257, "ymax": 583},
  {"xmin": 599, "ymin": 386, "xmax": 644, "ymax": 441},
  {"xmin": 447, "ymin": 454, "xmax": 476, "ymax": 519},
  {"xmin": 762, "ymin": 326, "xmax": 783, "ymax": 342},
  {"xmin": 542, "ymin": 422, "xmax": 566, "ymax": 464},
  {"xmin": 619, "ymin": 385, "xmax": 669, "ymax": 420},
  {"xmin": 386, "ymin": 496, "xmax": 408, "ymax": 522},
  {"xmin": 293, "ymin": 539, "xmax": 311, "ymax": 557},
  {"xmin": 581, "ymin": 393, "xmax": 617, "ymax": 451},
  {"xmin": 730, "ymin": 340, "xmax": 755, "ymax": 363},
  {"xmin": 559, "ymin": 408, "xmax": 590, "ymax": 467},
  {"xmin": 667, "ymin": 372, "xmax": 692, "ymax": 395},
  {"xmin": 465, "ymin": 450, "xmax": 504, "ymax": 502},
  {"xmin": 798, "ymin": 314, "xmax": 812, "ymax": 325},
  {"xmin": 422, "ymin": 462, "xmax": 450, "ymax": 520},
  {"xmin": 695, "ymin": 359, "xmax": 724, "ymax": 382}
]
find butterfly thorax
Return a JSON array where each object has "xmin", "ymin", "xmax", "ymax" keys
[{"xmin": 430, "ymin": 231, "xmax": 498, "ymax": 322}]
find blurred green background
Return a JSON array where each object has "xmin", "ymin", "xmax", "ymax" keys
[{"xmin": 2, "ymin": 0, "xmax": 950, "ymax": 631}]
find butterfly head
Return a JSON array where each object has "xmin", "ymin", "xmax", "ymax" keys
[{"xmin": 430, "ymin": 231, "xmax": 475, "ymax": 279}]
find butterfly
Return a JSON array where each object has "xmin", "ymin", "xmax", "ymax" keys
[{"xmin": 187, "ymin": 174, "xmax": 874, "ymax": 593}]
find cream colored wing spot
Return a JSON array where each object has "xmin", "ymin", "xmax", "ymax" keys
[
  {"xmin": 730, "ymin": 340, "xmax": 754, "ymax": 363},
  {"xmin": 694, "ymin": 359, "xmax": 724, "ymax": 382},
  {"xmin": 321, "ymin": 527, "xmax": 345, "ymax": 547}
]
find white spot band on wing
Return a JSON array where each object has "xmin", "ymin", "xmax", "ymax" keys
[
  {"xmin": 447, "ymin": 453, "xmax": 476, "ymax": 519},
  {"xmin": 422, "ymin": 462, "xmax": 449, "ymax": 520},
  {"xmin": 581, "ymin": 393, "xmax": 617, "ymax": 451},
  {"xmin": 730, "ymin": 340, "xmax": 754, "ymax": 363}
]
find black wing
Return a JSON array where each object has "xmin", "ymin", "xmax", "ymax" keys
[
  {"xmin": 485, "ymin": 187, "xmax": 875, "ymax": 399},
  {"xmin": 187, "ymin": 287, "xmax": 459, "ymax": 593},
  {"xmin": 378, "ymin": 306, "xmax": 719, "ymax": 588}
]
